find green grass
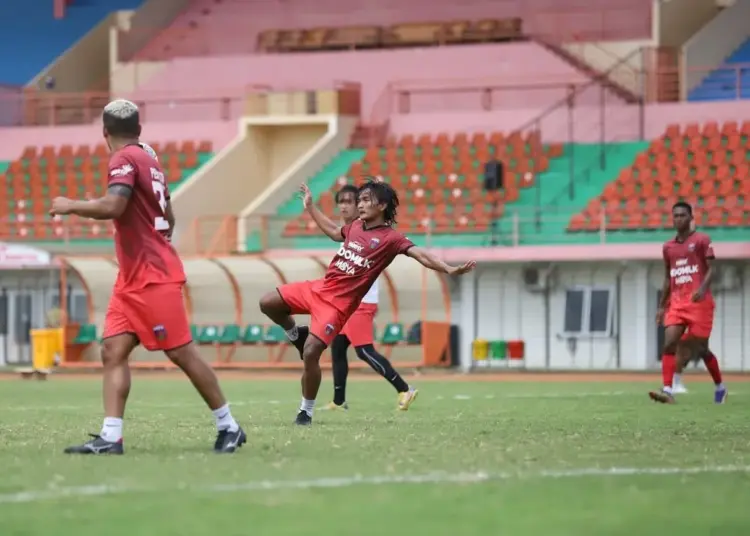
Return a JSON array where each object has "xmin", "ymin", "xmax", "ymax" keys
[{"xmin": 1, "ymin": 376, "xmax": 749, "ymax": 535}]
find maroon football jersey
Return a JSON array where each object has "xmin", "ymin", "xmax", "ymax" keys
[
  {"xmin": 107, "ymin": 144, "xmax": 186, "ymax": 292},
  {"xmin": 662, "ymin": 231, "xmax": 714, "ymax": 304},
  {"xmin": 318, "ymin": 219, "xmax": 413, "ymax": 316}
]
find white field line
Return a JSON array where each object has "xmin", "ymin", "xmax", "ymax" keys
[
  {"xmin": 0, "ymin": 465, "xmax": 748, "ymax": 505},
  {"xmin": 3, "ymin": 391, "xmax": 640, "ymax": 412}
]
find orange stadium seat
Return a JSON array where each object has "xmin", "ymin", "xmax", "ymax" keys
[{"xmin": 568, "ymin": 120, "xmax": 750, "ymax": 233}]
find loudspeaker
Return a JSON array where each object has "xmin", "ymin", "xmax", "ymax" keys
[{"xmin": 483, "ymin": 160, "xmax": 504, "ymax": 191}]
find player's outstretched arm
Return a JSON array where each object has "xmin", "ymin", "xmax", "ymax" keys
[
  {"xmin": 49, "ymin": 184, "xmax": 132, "ymax": 220},
  {"xmin": 406, "ymin": 246, "xmax": 476, "ymax": 276},
  {"xmin": 300, "ymin": 183, "xmax": 344, "ymax": 242}
]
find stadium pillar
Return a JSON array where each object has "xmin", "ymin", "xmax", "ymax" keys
[{"xmin": 457, "ymin": 269, "xmax": 478, "ymax": 372}]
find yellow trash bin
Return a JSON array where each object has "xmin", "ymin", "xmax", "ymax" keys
[
  {"xmin": 472, "ymin": 339, "xmax": 489, "ymax": 361},
  {"xmin": 31, "ymin": 328, "xmax": 64, "ymax": 370}
]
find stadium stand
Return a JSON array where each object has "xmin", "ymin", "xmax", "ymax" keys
[
  {"xmin": 0, "ymin": 0, "xmax": 143, "ymax": 84},
  {"xmin": 689, "ymin": 38, "xmax": 750, "ymax": 102},
  {"xmin": 0, "ymin": 140, "xmax": 213, "ymax": 241},
  {"xmin": 281, "ymin": 131, "xmax": 563, "ymax": 238},
  {"xmin": 569, "ymin": 120, "xmax": 750, "ymax": 242}
]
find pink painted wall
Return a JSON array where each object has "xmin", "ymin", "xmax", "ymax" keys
[
  {"xmin": 138, "ymin": 0, "xmax": 651, "ymax": 59},
  {"xmin": 132, "ymin": 43, "xmax": 589, "ymax": 121},
  {"xmin": 0, "ymin": 121, "xmax": 237, "ymax": 160},
  {"xmin": 389, "ymin": 101, "xmax": 750, "ymax": 144}
]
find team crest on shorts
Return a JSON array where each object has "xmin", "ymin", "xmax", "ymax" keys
[
  {"xmin": 153, "ymin": 324, "xmax": 167, "ymax": 341},
  {"xmin": 369, "ymin": 237, "xmax": 380, "ymax": 249},
  {"xmin": 325, "ymin": 324, "xmax": 335, "ymax": 335}
]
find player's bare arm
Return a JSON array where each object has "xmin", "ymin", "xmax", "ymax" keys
[
  {"xmin": 49, "ymin": 184, "xmax": 132, "ymax": 220},
  {"xmin": 300, "ymin": 183, "xmax": 344, "ymax": 242},
  {"xmin": 164, "ymin": 199, "xmax": 176, "ymax": 240},
  {"xmin": 692, "ymin": 257, "xmax": 714, "ymax": 302},
  {"xmin": 656, "ymin": 251, "xmax": 671, "ymax": 324},
  {"xmin": 406, "ymin": 246, "xmax": 476, "ymax": 275}
]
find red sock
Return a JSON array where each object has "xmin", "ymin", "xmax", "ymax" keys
[
  {"xmin": 703, "ymin": 352, "xmax": 723, "ymax": 385},
  {"xmin": 661, "ymin": 354, "xmax": 676, "ymax": 388}
]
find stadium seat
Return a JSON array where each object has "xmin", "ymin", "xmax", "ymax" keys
[
  {"xmin": 218, "ymin": 324, "xmax": 241, "ymax": 345},
  {"xmin": 72, "ymin": 324, "xmax": 97, "ymax": 345},
  {"xmin": 198, "ymin": 325, "xmax": 221, "ymax": 345},
  {"xmin": 242, "ymin": 324, "xmax": 264, "ymax": 344},
  {"xmin": 381, "ymin": 323, "xmax": 405, "ymax": 345},
  {"xmin": 264, "ymin": 325, "xmax": 286, "ymax": 344}
]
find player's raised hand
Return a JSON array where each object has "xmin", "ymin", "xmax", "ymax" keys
[
  {"xmin": 49, "ymin": 197, "xmax": 74, "ymax": 216},
  {"xmin": 447, "ymin": 260, "xmax": 476, "ymax": 276},
  {"xmin": 299, "ymin": 183, "xmax": 312, "ymax": 209}
]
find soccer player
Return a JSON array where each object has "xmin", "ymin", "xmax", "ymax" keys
[
  {"xmin": 259, "ymin": 179, "xmax": 476, "ymax": 425},
  {"xmin": 649, "ymin": 201, "xmax": 727, "ymax": 404},
  {"xmin": 50, "ymin": 99, "xmax": 246, "ymax": 454},
  {"xmin": 323, "ymin": 184, "xmax": 417, "ymax": 412}
]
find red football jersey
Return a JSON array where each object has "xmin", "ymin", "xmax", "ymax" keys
[
  {"xmin": 318, "ymin": 220, "xmax": 413, "ymax": 315},
  {"xmin": 107, "ymin": 144, "xmax": 186, "ymax": 292},
  {"xmin": 662, "ymin": 231, "xmax": 714, "ymax": 304}
]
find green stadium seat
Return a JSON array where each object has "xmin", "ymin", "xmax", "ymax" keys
[
  {"xmin": 198, "ymin": 325, "xmax": 221, "ymax": 344},
  {"xmin": 73, "ymin": 324, "xmax": 97, "ymax": 344},
  {"xmin": 264, "ymin": 325, "xmax": 286, "ymax": 344},
  {"xmin": 381, "ymin": 323, "xmax": 405, "ymax": 345},
  {"xmin": 218, "ymin": 324, "xmax": 241, "ymax": 344},
  {"xmin": 190, "ymin": 324, "xmax": 200, "ymax": 342},
  {"xmin": 242, "ymin": 324, "xmax": 264, "ymax": 344}
]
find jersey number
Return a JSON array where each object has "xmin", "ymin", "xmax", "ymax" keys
[
  {"xmin": 151, "ymin": 180, "xmax": 169, "ymax": 231},
  {"xmin": 150, "ymin": 169, "xmax": 169, "ymax": 231}
]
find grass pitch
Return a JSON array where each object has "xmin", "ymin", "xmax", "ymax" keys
[{"xmin": 1, "ymin": 374, "xmax": 749, "ymax": 535}]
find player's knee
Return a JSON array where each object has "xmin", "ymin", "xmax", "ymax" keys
[
  {"xmin": 100, "ymin": 339, "xmax": 130, "ymax": 367},
  {"xmin": 354, "ymin": 344, "xmax": 376, "ymax": 362},
  {"xmin": 164, "ymin": 342, "xmax": 196, "ymax": 367},
  {"xmin": 259, "ymin": 292, "xmax": 282, "ymax": 316}
]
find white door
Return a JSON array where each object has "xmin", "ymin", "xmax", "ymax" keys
[
  {"xmin": 0, "ymin": 292, "xmax": 8, "ymax": 366},
  {"xmin": 7, "ymin": 291, "xmax": 33, "ymax": 365}
]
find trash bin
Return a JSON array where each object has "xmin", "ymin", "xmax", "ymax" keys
[
  {"xmin": 31, "ymin": 328, "xmax": 63, "ymax": 370},
  {"xmin": 472, "ymin": 339, "xmax": 489, "ymax": 360},
  {"xmin": 490, "ymin": 340, "xmax": 507, "ymax": 360}
]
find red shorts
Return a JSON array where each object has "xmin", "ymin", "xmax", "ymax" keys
[
  {"xmin": 277, "ymin": 280, "xmax": 349, "ymax": 347},
  {"xmin": 340, "ymin": 303, "xmax": 377, "ymax": 347},
  {"xmin": 102, "ymin": 282, "xmax": 192, "ymax": 351},
  {"xmin": 665, "ymin": 299, "xmax": 715, "ymax": 339}
]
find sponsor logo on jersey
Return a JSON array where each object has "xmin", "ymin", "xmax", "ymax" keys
[{"xmin": 110, "ymin": 164, "xmax": 134, "ymax": 177}]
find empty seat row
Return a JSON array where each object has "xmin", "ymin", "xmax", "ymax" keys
[{"xmin": 258, "ymin": 18, "xmax": 522, "ymax": 53}]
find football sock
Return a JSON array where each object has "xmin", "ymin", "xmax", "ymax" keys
[
  {"xmin": 355, "ymin": 345, "xmax": 410, "ymax": 393},
  {"xmin": 100, "ymin": 417, "xmax": 123, "ymax": 442},
  {"xmin": 331, "ymin": 335, "xmax": 349, "ymax": 406},
  {"xmin": 285, "ymin": 325, "xmax": 299, "ymax": 342},
  {"xmin": 300, "ymin": 398, "xmax": 316, "ymax": 417},
  {"xmin": 212, "ymin": 403, "xmax": 240, "ymax": 432},
  {"xmin": 661, "ymin": 353, "xmax": 676, "ymax": 391},
  {"xmin": 703, "ymin": 352, "xmax": 724, "ymax": 387}
]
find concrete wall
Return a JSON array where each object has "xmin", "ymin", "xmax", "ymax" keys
[
  {"xmin": 173, "ymin": 118, "xmax": 332, "ymax": 254},
  {"xmin": 658, "ymin": 0, "xmax": 721, "ymax": 47},
  {"xmin": 682, "ymin": 0, "xmax": 750, "ymax": 93},
  {"xmin": 456, "ymin": 261, "xmax": 750, "ymax": 371}
]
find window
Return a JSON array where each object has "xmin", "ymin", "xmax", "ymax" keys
[
  {"xmin": 562, "ymin": 287, "xmax": 614, "ymax": 336},
  {"xmin": 48, "ymin": 291, "xmax": 89, "ymax": 324}
]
